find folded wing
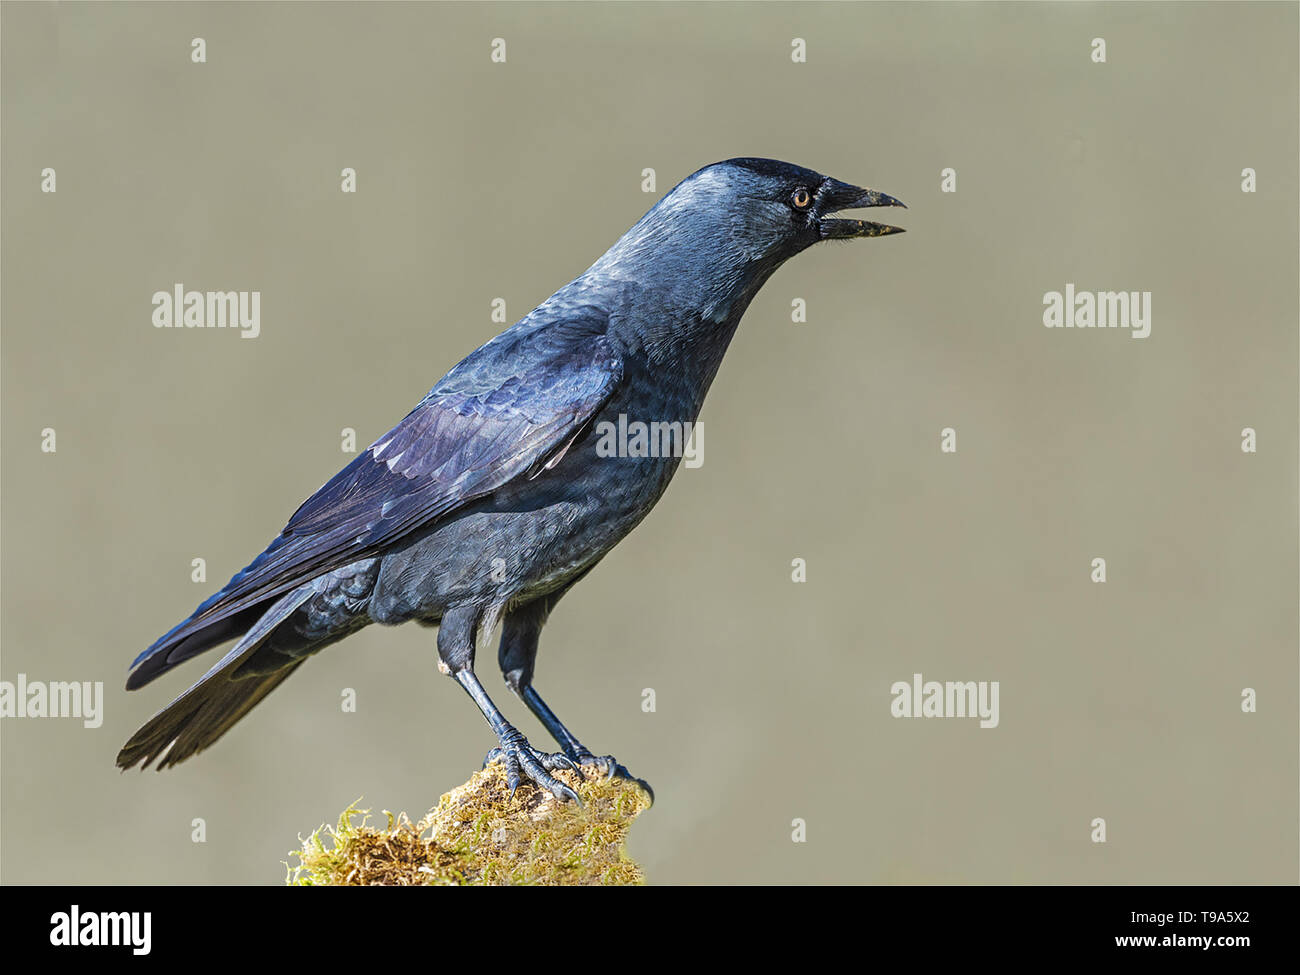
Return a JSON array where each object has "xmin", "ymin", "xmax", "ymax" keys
[{"xmin": 127, "ymin": 326, "xmax": 622, "ymax": 689}]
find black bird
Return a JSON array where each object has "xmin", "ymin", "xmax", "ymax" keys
[{"xmin": 117, "ymin": 158, "xmax": 905, "ymax": 801}]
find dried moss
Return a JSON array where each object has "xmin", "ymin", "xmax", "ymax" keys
[{"xmin": 286, "ymin": 764, "xmax": 651, "ymax": 885}]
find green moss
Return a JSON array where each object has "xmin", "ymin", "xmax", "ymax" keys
[{"xmin": 286, "ymin": 764, "xmax": 651, "ymax": 886}]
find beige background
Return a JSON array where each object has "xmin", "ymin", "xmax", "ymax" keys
[{"xmin": 2, "ymin": 1, "xmax": 1296, "ymax": 884}]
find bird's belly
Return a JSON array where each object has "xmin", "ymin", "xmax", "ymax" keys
[{"xmin": 368, "ymin": 449, "xmax": 680, "ymax": 625}]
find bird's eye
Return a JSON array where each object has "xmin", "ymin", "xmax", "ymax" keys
[{"xmin": 791, "ymin": 187, "xmax": 812, "ymax": 210}]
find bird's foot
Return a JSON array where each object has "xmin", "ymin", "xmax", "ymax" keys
[
  {"xmin": 567, "ymin": 746, "xmax": 654, "ymax": 805},
  {"xmin": 482, "ymin": 731, "xmax": 581, "ymax": 804}
]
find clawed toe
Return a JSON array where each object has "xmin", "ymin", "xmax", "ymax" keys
[
  {"xmin": 483, "ymin": 734, "xmax": 581, "ymax": 804},
  {"xmin": 571, "ymin": 748, "xmax": 654, "ymax": 804},
  {"xmin": 480, "ymin": 735, "xmax": 651, "ymax": 806}
]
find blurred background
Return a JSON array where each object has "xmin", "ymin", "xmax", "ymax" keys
[{"xmin": 2, "ymin": 1, "xmax": 1296, "ymax": 884}]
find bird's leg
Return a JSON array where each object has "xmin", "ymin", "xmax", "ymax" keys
[
  {"xmin": 454, "ymin": 670, "xmax": 580, "ymax": 803},
  {"xmin": 438, "ymin": 607, "xmax": 579, "ymax": 803},
  {"xmin": 517, "ymin": 683, "xmax": 652, "ymax": 802},
  {"xmin": 497, "ymin": 601, "xmax": 654, "ymax": 802},
  {"xmin": 517, "ymin": 682, "xmax": 591, "ymax": 761}
]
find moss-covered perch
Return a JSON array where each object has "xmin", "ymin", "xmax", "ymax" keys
[{"xmin": 286, "ymin": 764, "xmax": 652, "ymax": 885}]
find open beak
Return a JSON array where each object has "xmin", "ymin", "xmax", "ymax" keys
[{"xmin": 818, "ymin": 179, "xmax": 907, "ymax": 239}]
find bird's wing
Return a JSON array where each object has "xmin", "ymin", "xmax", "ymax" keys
[
  {"xmin": 284, "ymin": 338, "xmax": 622, "ymax": 540},
  {"xmin": 129, "ymin": 327, "xmax": 622, "ymax": 684}
]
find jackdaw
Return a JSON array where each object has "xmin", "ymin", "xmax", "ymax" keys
[{"xmin": 118, "ymin": 158, "xmax": 905, "ymax": 802}]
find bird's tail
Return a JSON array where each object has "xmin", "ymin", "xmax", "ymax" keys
[
  {"xmin": 117, "ymin": 586, "xmax": 313, "ymax": 770},
  {"xmin": 125, "ymin": 534, "xmax": 299, "ymax": 691}
]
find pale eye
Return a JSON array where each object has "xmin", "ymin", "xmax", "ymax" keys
[{"xmin": 791, "ymin": 187, "xmax": 812, "ymax": 210}]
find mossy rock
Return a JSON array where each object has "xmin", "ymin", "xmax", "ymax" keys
[{"xmin": 287, "ymin": 764, "xmax": 651, "ymax": 885}]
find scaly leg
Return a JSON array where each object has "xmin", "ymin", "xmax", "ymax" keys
[
  {"xmin": 494, "ymin": 597, "xmax": 654, "ymax": 802},
  {"xmin": 439, "ymin": 606, "xmax": 579, "ymax": 803}
]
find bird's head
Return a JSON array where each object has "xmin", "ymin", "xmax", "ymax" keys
[
  {"xmin": 592, "ymin": 158, "xmax": 905, "ymax": 324},
  {"xmin": 689, "ymin": 157, "xmax": 906, "ymax": 257}
]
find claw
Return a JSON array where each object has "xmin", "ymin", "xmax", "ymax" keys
[
  {"xmin": 541, "ymin": 752, "xmax": 580, "ymax": 774},
  {"xmin": 483, "ymin": 733, "xmax": 584, "ymax": 804}
]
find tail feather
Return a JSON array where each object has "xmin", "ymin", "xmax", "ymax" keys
[
  {"xmin": 125, "ymin": 606, "xmax": 264, "ymax": 691},
  {"xmin": 126, "ymin": 533, "xmax": 301, "ymax": 690},
  {"xmin": 117, "ymin": 586, "xmax": 314, "ymax": 770},
  {"xmin": 116, "ymin": 662, "xmax": 305, "ymax": 770}
]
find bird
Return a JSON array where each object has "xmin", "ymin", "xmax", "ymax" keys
[{"xmin": 117, "ymin": 158, "xmax": 905, "ymax": 802}]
